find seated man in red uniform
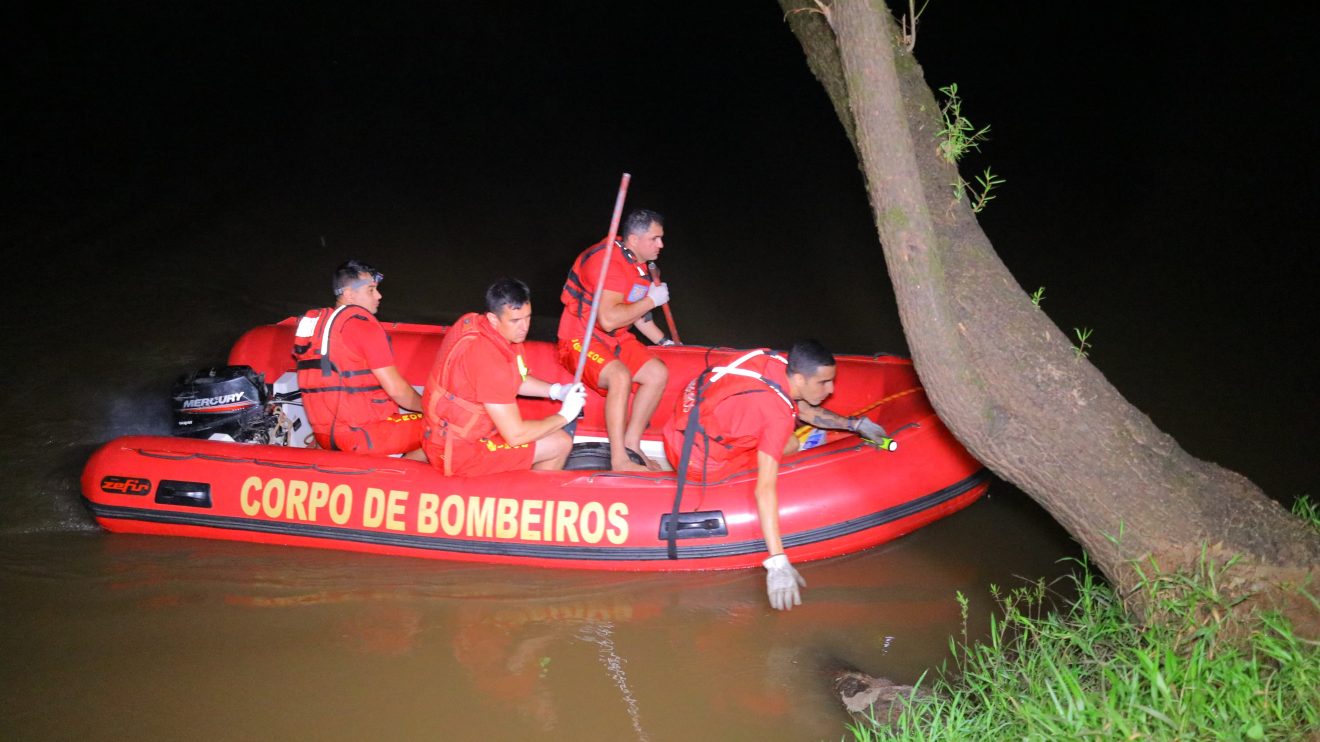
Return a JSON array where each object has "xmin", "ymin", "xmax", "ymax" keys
[
  {"xmin": 422, "ymin": 278, "xmax": 587, "ymax": 477},
  {"xmin": 558, "ymin": 209, "xmax": 674, "ymax": 472},
  {"xmin": 293, "ymin": 259, "xmax": 426, "ymax": 459},
  {"xmin": 661, "ymin": 340, "xmax": 888, "ymax": 612}
]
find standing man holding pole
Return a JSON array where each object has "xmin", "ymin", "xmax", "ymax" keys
[{"xmin": 558, "ymin": 208, "xmax": 673, "ymax": 472}]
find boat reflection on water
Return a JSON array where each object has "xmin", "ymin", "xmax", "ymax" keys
[
  {"xmin": 173, "ymin": 538, "xmax": 976, "ymax": 737},
  {"xmin": 6, "ymin": 484, "xmax": 1070, "ymax": 741}
]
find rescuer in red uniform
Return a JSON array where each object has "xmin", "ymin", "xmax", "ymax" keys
[
  {"xmin": 293, "ymin": 260, "xmax": 425, "ymax": 459},
  {"xmin": 662, "ymin": 340, "xmax": 889, "ymax": 611},
  {"xmin": 558, "ymin": 209, "xmax": 673, "ymax": 472},
  {"xmin": 422, "ymin": 278, "xmax": 586, "ymax": 477}
]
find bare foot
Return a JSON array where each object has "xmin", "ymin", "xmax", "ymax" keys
[
  {"xmin": 611, "ymin": 458, "xmax": 652, "ymax": 473},
  {"xmin": 623, "ymin": 445, "xmax": 663, "ymax": 472}
]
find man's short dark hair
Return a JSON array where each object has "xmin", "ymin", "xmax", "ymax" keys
[
  {"xmin": 621, "ymin": 209, "xmax": 664, "ymax": 238},
  {"xmin": 486, "ymin": 277, "xmax": 532, "ymax": 315},
  {"xmin": 787, "ymin": 340, "xmax": 835, "ymax": 378},
  {"xmin": 333, "ymin": 259, "xmax": 378, "ymax": 295}
]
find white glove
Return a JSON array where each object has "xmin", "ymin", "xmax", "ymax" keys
[
  {"xmin": 852, "ymin": 417, "xmax": 889, "ymax": 444},
  {"xmin": 659, "ymin": 338, "xmax": 676, "ymax": 346},
  {"xmin": 556, "ymin": 383, "xmax": 587, "ymax": 422},
  {"xmin": 646, "ymin": 282, "xmax": 670, "ymax": 308},
  {"xmin": 548, "ymin": 382, "xmax": 582, "ymax": 402},
  {"xmin": 763, "ymin": 553, "xmax": 805, "ymax": 611}
]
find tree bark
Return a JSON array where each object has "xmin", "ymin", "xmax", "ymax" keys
[{"xmin": 778, "ymin": 0, "xmax": 1318, "ymax": 629}]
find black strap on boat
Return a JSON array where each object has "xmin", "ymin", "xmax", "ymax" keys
[
  {"xmin": 668, "ymin": 369, "xmax": 712, "ymax": 560},
  {"xmin": 667, "ymin": 349, "xmax": 793, "ymax": 558}
]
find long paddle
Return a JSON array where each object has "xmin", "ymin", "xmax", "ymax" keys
[
  {"xmin": 572, "ymin": 173, "xmax": 632, "ymax": 387},
  {"xmin": 647, "ymin": 260, "xmax": 681, "ymax": 344}
]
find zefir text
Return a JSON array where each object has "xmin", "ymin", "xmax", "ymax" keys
[{"xmin": 238, "ymin": 476, "xmax": 629, "ymax": 544}]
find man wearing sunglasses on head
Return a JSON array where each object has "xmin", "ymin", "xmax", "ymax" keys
[{"xmin": 292, "ymin": 259, "xmax": 426, "ymax": 459}]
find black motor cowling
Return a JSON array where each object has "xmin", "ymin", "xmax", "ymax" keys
[{"xmin": 171, "ymin": 365, "xmax": 278, "ymax": 443}]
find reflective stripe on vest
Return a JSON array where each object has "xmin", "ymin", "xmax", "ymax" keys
[
  {"xmin": 680, "ymin": 350, "xmax": 793, "ymax": 429},
  {"xmin": 292, "ymin": 305, "xmax": 391, "ymax": 449},
  {"xmin": 707, "ymin": 350, "xmax": 794, "ymax": 409}
]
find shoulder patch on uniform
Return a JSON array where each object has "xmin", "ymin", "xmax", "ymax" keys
[{"xmin": 627, "ymin": 284, "xmax": 648, "ymax": 303}]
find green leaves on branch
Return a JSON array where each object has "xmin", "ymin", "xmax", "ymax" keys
[
  {"xmin": 965, "ymin": 167, "xmax": 1005, "ymax": 214},
  {"xmin": 1073, "ymin": 327, "xmax": 1093, "ymax": 360},
  {"xmin": 937, "ymin": 83, "xmax": 1005, "ymax": 213},
  {"xmin": 1025, "ymin": 287, "xmax": 1094, "ymax": 360},
  {"xmin": 936, "ymin": 84, "xmax": 988, "ymax": 163}
]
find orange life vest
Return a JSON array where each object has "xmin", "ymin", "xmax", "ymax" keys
[
  {"xmin": 662, "ymin": 349, "xmax": 795, "ymax": 558},
  {"xmin": 422, "ymin": 313, "xmax": 525, "ymax": 475},
  {"xmin": 559, "ymin": 237, "xmax": 652, "ymax": 339},
  {"xmin": 292, "ymin": 305, "xmax": 394, "ymax": 450},
  {"xmin": 677, "ymin": 350, "xmax": 793, "ymax": 426},
  {"xmin": 673, "ymin": 349, "xmax": 795, "ymax": 473}
]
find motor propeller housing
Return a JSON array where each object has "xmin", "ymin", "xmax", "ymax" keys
[{"xmin": 171, "ymin": 365, "xmax": 279, "ymax": 444}]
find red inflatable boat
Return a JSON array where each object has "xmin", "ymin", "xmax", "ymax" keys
[{"xmin": 81, "ymin": 319, "xmax": 988, "ymax": 570}]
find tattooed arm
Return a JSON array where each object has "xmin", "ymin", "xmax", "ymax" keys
[
  {"xmin": 795, "ymin": 401, "xmax": 857, "ymax": 431},
  {"xmin": 798, "ymin": 401, "xmax": 889, "ymax": 442}
]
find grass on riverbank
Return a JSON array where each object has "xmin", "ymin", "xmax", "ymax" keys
[{"xmin": 848, "ymin": 497, "xmax": 1320, "ymax": 741}]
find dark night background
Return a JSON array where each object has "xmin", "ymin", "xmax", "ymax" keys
[{"xmin": 5, "ymin": 2, "xmax": 1317, "ymax": 507}]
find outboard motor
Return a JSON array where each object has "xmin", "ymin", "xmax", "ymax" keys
[{"xmin": 171, "ymin": 365, "xmax": 287, "ymax": 444}]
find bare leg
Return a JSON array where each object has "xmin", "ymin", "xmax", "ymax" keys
[
  {"xmin": 623, "ymin": 358, "xmax": 668, "ymax": 471},
  {"xmin": 531, "ymin": 430, "xmax": 573, "ymax": 470},
  {"xmin": 597, "ymin": 361, "xmax": 650, "ymax": 472}
]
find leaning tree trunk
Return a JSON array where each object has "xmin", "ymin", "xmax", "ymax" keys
[{"xmin": 778, "ymin": 0, "xmax": 1319, "ymax": 630}]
